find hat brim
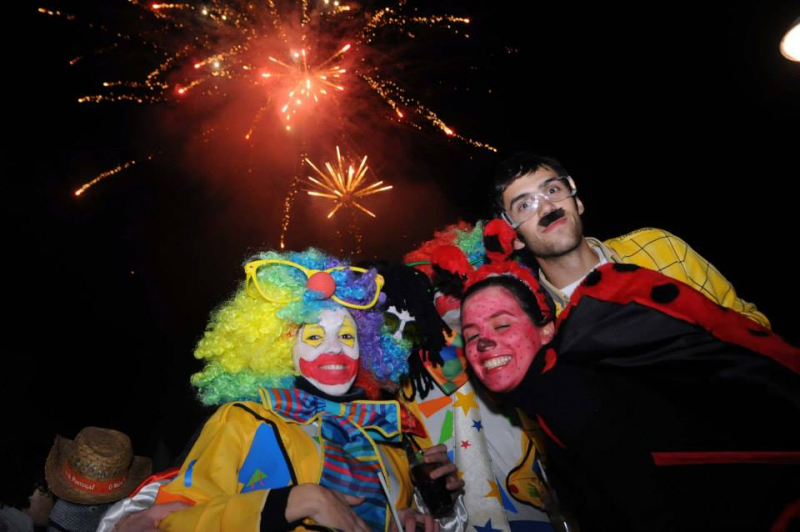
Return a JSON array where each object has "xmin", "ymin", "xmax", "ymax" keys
[{"xmin": 45, "ymin": 435, "xmax": 152, "ymax": 504}]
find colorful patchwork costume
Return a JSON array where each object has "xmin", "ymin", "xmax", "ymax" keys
[{"xmin": 157, "ymin": 385, "xmax": 412, "ymax": 531}]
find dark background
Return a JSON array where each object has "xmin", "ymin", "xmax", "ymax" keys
[{"xmin": 4, "ymin": 0, "xmax": 798, "ymax": 493}]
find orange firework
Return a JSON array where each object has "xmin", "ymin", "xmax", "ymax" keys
[
  {"xmin": 43, "ymin": 0, "xmax": 492, "ymax": 147},
  {"xmin": 305, "ymin": 146, "xmax": 391, "ymax": 218},
  {"xmin": 265, "ymin": 44, "xmax": 350, "ymax": 131}
]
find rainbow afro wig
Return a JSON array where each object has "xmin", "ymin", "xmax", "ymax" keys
[{"xmin": 191, "ymin": 248, "xmax": 411, "ymax": 405}]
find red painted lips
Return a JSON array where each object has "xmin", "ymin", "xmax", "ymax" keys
[{"xmin": 299, "ymin": 353, "xmax": 359, "ymax": 385}]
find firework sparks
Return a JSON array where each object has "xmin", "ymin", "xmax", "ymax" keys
[
  {"xmin": 73, "ymin": 156, "xmax": 153, "ymax": 197},
  {"xmin": 264, "ymin": 44, "xmax": 349, "ymax": 130},
  {"xmin": 305, "ymin": 146, "xmax": 391, "ymax": 219},
  {"xmin": 44, "ymin": 0, "xmax": 495, "ymax": 253},
  {"xmin": 46, "ymin": 0, "xmax": 493, "ymax": 147}
]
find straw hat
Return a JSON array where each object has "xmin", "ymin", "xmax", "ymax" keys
[{"xmin": 45, "ymin": 427, "xmax": 152, "ymax": 504}]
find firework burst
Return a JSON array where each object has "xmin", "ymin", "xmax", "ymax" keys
[
  {"xmin": 43, "ymin": 0, "xmax": 494, "ymax": 252},
  {"xmin": 305, "ymin": 146, "xmax": 391, "ymax": 219}
]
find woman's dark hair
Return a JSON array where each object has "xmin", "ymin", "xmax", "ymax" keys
[{"xmin": 462, "ymin": 275, "xmax": 552, "ymax": 328}]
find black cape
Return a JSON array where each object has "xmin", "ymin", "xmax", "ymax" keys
[{"xmin": 509, "ymin": 263, "xmax": 800, "ymax": 532}]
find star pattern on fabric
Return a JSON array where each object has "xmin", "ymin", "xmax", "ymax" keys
[
  {"xmin": 484, "ymin": 480, "xmax": 502, "ymax": 502},
  {"xmin": 453, "ymin": 390, "xmax": 478, "ymax": 416},
  {"xmin": 472, "ymin": 518, "xmax": 502, "ymax": 532},
  {"xmin": 471, "ymin": 419, "xmax": 483, "ymax": 432},
  {"xmin": 460, "ymin": 440, "xmax": 471, "ymax": 449}
]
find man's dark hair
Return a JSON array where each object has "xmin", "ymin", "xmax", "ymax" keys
[
  {"xmin": 462, "ymin": 275, "xmax": 553, "ymax": 328},
  {"xmin": 492, "ymin": 152, "xmax": 569, "ymax": 211}
]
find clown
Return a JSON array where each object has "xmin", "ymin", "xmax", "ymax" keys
[
  {"xmin": 460, "ymin": 221, "xmax": 800, "ymax": 532},
  {"xmin": 144, "ymin": 249, "xmax": 434, "ymax": 532}
]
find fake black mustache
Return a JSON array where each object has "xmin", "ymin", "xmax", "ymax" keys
[{"xmin": 539, "ymin": 208, "xmax": 566, "ymax": 228}]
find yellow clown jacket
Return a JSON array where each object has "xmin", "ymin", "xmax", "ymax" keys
[
  {"xmin": 155, "ymin": 389, "xmax": 413, "ymax": 532},
  {"xmin": 538, "ymin": 228, "xmax": 770, "ymax": 327}
]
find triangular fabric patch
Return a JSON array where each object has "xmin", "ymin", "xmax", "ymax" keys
[
  {"xmin": 239, "ymin": 423, "xmax": 293, "ymax": 493},
  {"xmin": 418, "ymin": 395, "xmax": 452, "ymax": 418}
]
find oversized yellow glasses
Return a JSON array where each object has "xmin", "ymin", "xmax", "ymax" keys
[{"xmin": 244, "ymin": 258, "xmax": 385, "ymax": 310}]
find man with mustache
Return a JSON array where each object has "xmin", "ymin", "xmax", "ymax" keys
[{"xmin": 493, "ymin": 152, "xmax": 769, "ymax": 325}]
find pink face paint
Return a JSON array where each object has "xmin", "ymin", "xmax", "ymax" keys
[
  {"xmin": 298, "ymin": 353, "xmax": 359, "ymax": 385},
  {"xmin": 461, "ymin": 285, "xmax": 547, "ymax": 392}
]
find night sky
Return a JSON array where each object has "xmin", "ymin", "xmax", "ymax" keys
[{"xmin": 5, "ymin": 0, "xmax": 799, "ymax": 490}]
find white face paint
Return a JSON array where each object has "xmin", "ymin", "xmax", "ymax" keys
[
  {"xmin": 293, "ymin": 308, "xmax": 360, "ymax": 396},
  {"xmin": 386, "ymin": 305, "xmax": 416, "ymax": 341}
]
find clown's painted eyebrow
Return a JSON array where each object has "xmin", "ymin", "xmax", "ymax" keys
[{"xmin": 462, "ymin": 310, "xmax": 517, "ymax": 331}]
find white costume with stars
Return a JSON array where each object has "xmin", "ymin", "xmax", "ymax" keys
[{"xmin": 403, "ymin": 336, "xmax": 552, "ymax": 532}]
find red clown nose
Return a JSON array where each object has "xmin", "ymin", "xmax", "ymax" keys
[{"xmin": 307, "ymin": 271, "xmax": 336, "ymax": 299}]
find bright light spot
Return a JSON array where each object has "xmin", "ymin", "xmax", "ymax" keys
[
  {"xmin": 213, "ymin": 61, "xmax": 220, "ymax": 69},
  {"xmin": 396, "ymin": 109, "xmax": 404, "ymax": 118},
  {"xmin": 286, "ymin": 125, "xmax": 291, "ymax": 131},
  {"xmin": 152, "ymin": 4, "xmax": 161, "ymax": 9},
  {"xmin": 221, "ymin": 14, "xmax": 227, "ymax": 20},
  {"xmin": 262, "ymin": 73, "xmax": 271, "ymax": 78},
  {"xmin": 202, "ymin": 8, "xmax": 208, "ymax": 15},
  {"xmin": 74, "ymin": 190, "xmax": 83, "ymax": 197},
  {"xmin": 194, "ymin": 63, "xmax": 201, "ymax": 69},
  {"xmin": 781, "ymin": 20, "xmax": 800, "ymax": 62}
]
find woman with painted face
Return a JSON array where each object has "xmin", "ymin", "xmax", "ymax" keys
[
  {"xmin": 149, "ymin": 249, "xmax": 436, "ymax": 532},
  {"xmin": 459, "ymin": 223, "xmax": 800, "ymax": 532}
]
